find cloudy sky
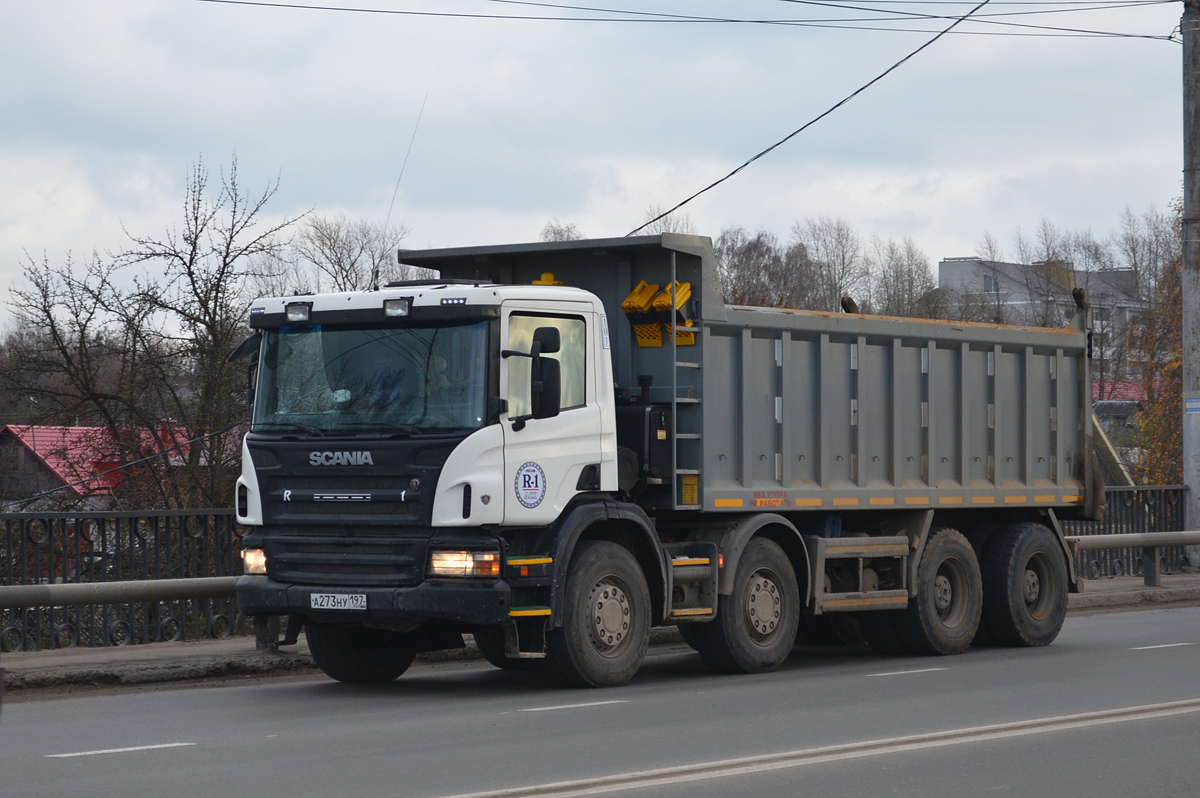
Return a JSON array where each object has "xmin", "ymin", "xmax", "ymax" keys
[{"xmin": 0, "ymin": 1, "xmax": 1183, "ymax": 325}]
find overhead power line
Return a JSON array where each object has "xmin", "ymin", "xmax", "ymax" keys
[
  {"xmin": 626, "ymin": 0, "xmax": 996, "ymax": 237},
  {"xmin": 187, "ymin": 0, "xmax": 1178, "ymax": 39}
]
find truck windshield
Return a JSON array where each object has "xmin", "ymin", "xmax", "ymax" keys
[{"xmin": 253, "ymin": 321, "xmax": 488, "ymax": 434}]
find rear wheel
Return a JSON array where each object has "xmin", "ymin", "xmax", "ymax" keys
[
  {"xmin": 982, "ymin": 523, "xmax": 1068, "ymax": 647},
  {"xmin": 544, "ymin": 541, "xmax": 650, "ymax": 687},
  {"xmin": 895, "ymin": 528, "xmax": 981, "ymax": 655},
  {"xmin": 305, "ymin": 623, "xmax": 419, "ymax": 683},
  {"xmin": 689, "ymin": 538, "xmax": 800, "ymax": 674}
]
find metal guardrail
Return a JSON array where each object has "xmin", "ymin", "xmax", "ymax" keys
[
  {"xmin": 1065, "ymin": 531, "xmax": 1200, "ymax": 588},
  {"xmin": 1, "ymin": 510, "xmax": 245, "ymax": 653},
  {"xmin": 0, "ymin": 576, "xmax": 238, "ymax": 610},
  {"xmin": 1061, "ymin": 486, "xmax": 1190, "ymax": 581}
]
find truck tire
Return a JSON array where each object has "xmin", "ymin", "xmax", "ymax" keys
[
  {"xmin": 689, "ymin": 538, "xmax": 800, "ymax": 674},
  {"xmin": 895, "ymin": 528, "xmax": 981, "ymax": 655},
  {"xmin": 305, "ymin": 622, "xmax": 419, "ymax": 683},
  {"xmin": 474, "ymin": 627, "xmax": 542, "ymax": 672},
  {"xmin": 982, "ymin": 523, "xmax": 1068, "ymax": 647},
  {"xmin": 544, "ymin": 541, "xmax": 650, "ymax": 688}
]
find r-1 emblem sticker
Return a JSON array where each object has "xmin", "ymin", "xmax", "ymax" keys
[{"xmin": 515, "ymin": 462, "xmax": 547, "ymax": 508}]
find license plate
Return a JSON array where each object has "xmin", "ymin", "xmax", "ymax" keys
[{"xmin": 310, "ymin": 593, "xmax": 367, "ymax": 611}]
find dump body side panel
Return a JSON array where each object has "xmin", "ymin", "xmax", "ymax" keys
[{"xmin": 697, "ymin": 307, "xmax": 1089, "ymax": 514}]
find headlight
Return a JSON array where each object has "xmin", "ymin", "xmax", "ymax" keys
[
  {"xmin": 241, "ymin": 548, "xmax": 267, "ymax": 575},
  {"xmin": 428, "ymin": 549, "xmax": 500, "ymax": 578}
]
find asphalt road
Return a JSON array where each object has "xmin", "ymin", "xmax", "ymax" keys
[{"xmin": 2, "ymin": 607, "xmax": 1198, "ymax": 798}]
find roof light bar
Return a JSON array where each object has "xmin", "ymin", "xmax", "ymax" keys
[
  {"xmin": 285, "ymin": 303, "xmax": 311, "ymax": 323},
  {"xmin": 383, "ymin": 298, "xmax": 411, "ymax": 318}
]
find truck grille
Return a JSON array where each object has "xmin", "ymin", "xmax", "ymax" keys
[
  {"xmin": 259, "ymin": 476, "xmax": 428, "ymax": 526},
  {"xmin": 267, "ymin": 535, "xmax": 423, "ymax": 587}
]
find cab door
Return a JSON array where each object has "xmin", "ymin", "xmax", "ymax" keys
[{"xmin": 500, "ymin": 304, "xmax": 601, "ymax": 525}]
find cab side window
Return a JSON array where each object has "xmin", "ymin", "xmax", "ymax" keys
[{"xmin": 507, "ymin": 314, "xmax": 586, "ymax": 418}]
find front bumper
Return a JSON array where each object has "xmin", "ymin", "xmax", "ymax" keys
[{"xmin": 236, "ymin": 575, "xmax": 512, "ymax": 626}]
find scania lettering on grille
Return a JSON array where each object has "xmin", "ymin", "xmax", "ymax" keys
[{"xmin": 309, "ymin": 451, "xmax": 375, "ymax": 466}]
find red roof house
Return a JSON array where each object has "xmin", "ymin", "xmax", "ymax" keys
[{"xmin": 0, "ymin": 424, "xmax": 199, "ymax": 508}]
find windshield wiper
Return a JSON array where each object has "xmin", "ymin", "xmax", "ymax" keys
[
  {"xmin": 256, "ymin": 421, "xmax": 326, "ymax": 437},
  {"xmin": 376, "ymin": 422, "xmax": 423, "ymax": 437},
  {"xmin": 332, "ymin": 421, "xmax": 424, "ymax": 438}
]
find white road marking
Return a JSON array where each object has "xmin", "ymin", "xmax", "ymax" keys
[
  {"xmin": 518, "ymin": 700, "xmax": 629, "ymax": 713},
  {"xmin": 46, "ymin": 743, "xmax": 196, "ymax": 759},
  {"xmin": 445, "ymin": 698, "xmax": 1200, "ymax": 798},
  {"xmin": 1129, "ymin": 642, "xmax": 1195, "ymax": 651},
  {"xmin": 867, "ymin": 667, "xmax": 948, "ymax": 677}
]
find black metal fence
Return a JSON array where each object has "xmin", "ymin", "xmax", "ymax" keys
[
  {"xmin": 1, "ymin": 510, "xmax": 245, "ymax": 652},
  {"xmin": 1061, "ymin": 486, "xmax": 1189, "ymax": 579}
]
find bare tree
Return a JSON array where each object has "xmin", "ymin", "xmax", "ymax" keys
[
  {"xmin": 293, "ymin": 213, "xmax": 409, "ymax": 292},
  {"xmin": 638, "ymin": 205, "xmax": 698, "ymax": 236},
  {"xmin": 715, "ymin": 227, "xmax": 781, "ymax": 306},
  {"xmin": 539, "ymin": 220, "xmax": 585, "ymax": 242},
  {"xmin": 790, "ymin": 217, "xmax": 868, "ymax": 312},
  {"xmin": 251, "ymin": 213, "xmax": 423, "ymax": 297},
  {"xmin": 978, "ymin": 231, "xmax": 1005, "ymax": 263},
  {"xmin": 868, "ymin": 235, "xmax": 938, "ymax": 318},
  {"xmin": 4, "ymin": 157, "xmax": 300, "ymax": 510}
]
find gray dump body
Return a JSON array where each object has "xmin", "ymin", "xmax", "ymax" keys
[{"xmin": 401, "ymin": 233, "xmax": 1099, "ymax": 521}]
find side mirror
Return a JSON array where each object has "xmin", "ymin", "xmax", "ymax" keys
[
  {"xmin": 530, "ymin": 326, "xmax": 561, "ymax": 420},
  {"xmin": 228, "ymin": 332, "xmax": 262, "ymax": 362},
  {"xmin": 533, "ymin": 356, "xmax": 560, "ymax": 419},
  {"xmin": 532, "ymin": 326, "xmax": 560, "ymax": 354},
  {"xmin": 246, "ymin": 357, "xmax": 258, "ymax": 410},
  {"xmin": 229, "ymin": 332, "xmax": 263, "ymax": 410},
  {"xmin": 504, "ymin": 325, "xmax": 563, "ymax": 430}
]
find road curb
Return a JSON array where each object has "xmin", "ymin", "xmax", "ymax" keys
[
  {"xmin": 1068, "ymin": 585, "xmax": 1200, "ymax": 611},
  {"xmin": 1, "ymin": 649, "xmax": 320, "ymax": 692}
]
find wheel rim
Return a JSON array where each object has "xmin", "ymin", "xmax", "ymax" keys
[
  {"xmin": 588, "ymin": 576, "xmax": 632, "ymax": 657},
  {"xmin": 933, "ymin": 557, "xmax": 969, "ymax": 629},
  {"xmin": 744, "ymin": 569, "xmax": 784, "ymax": 644},
  {"xmin": 1023, "ymin": 551, "xmax": 1056, "ymax": 620}
]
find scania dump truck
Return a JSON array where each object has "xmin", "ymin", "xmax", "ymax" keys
[{"xmin": 233, "ymin": 233, "xmax": 1101, "ymax": 687}]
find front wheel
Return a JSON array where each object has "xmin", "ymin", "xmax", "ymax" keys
[
  {"xmin": 689, "ymin": 538, "xmax": 800, "ymax": 674},
  {"xmin": 544, "ymin": 541, "xmax": 651, "ymax": 688},
  {"xmin": 305, "ymin": 623, "xmax": 419, "ymax": 683}
]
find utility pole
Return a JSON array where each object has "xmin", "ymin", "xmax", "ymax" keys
[{"xmin": 1184, "ymin": 1, "xmax": 1200, "ymax": 566}]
